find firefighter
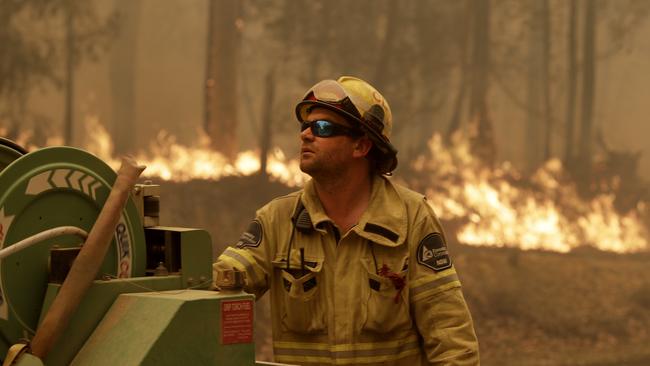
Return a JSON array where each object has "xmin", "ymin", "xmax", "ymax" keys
[{"xmin": 213, "ymin": 76, "xmax": 479, "ymax": 365}]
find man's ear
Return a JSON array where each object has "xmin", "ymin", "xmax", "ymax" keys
[{"xmin": 352, "ymin": 136, "xmax": 373, "ymax": 158}]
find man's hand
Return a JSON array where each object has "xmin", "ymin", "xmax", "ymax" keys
[{"xmin": 212, "ymin": 261, "xmax": 234, "ymax": 289}]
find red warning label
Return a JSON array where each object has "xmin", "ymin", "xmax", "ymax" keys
[{"xmin": 221, "ymin": 299, "xmax": 254, "ymax": 344}]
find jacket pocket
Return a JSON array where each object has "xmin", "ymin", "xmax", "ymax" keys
[
  {"xmin": 274, "ymin": 261, "xmax": 327, "ymax": 334},
  {"xmin": 361, "ymin": 258, "xmax": 411, "ymax": 333}
]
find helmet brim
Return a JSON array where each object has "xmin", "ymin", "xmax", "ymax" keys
[{"xmin": 295, "ymin": 100, "xmax": 362, "ymax": 125}]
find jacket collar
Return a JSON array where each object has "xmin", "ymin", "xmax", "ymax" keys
[{"xmin": 300, "ymin": 175, "xmax": 407, "ymax": 247}]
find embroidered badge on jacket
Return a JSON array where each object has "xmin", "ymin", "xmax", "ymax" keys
[
  {"xmin": 236, "ymin": 219, "xmax": 263, "ymax": 248},
  {"xmin": 417, "ymin": 233, "xmax": 452, "ymax": 272}
]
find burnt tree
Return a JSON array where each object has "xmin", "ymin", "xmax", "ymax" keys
[
  {"xmin": 110, "ymin": 0, "xmax": 141, "ymax": 154},
  {"xmin": 540, "ymin": 0, "xmax": 552, "ymax": 161},
  {"xmin": 564, "ymin": 0, "xmax": 578, "ymax": 170},
  {"xmin": 577, "ymin": 0, "xmax": 597, "ymax": 188},
  {"xmin": 204, "ymin": 0, "xmax": 242, "ymax": 159},
  {"xmin": 468, "ymin": 0, "xmax": 495, "ymax": 165},
  {"xmin": 63, "ymin": 0, "xmax": 75, "ymax": 146}
]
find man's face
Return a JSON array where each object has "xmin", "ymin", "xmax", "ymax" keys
[{"xmin": 299, "ymin": 108, "xmax": 358, "ymax": 178}]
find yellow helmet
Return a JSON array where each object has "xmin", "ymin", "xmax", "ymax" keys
[{"xmin": 295, "ymin": 76, "xmax": 398, "ymax": 173}]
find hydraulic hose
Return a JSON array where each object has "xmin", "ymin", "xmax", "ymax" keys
[{"xmin": 0, "ymin": 227, "xmax": 88, "ymax": 260}]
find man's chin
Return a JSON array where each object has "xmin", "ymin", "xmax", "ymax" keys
[
  {"xmin": 299, "ymin": 163, "xmax": 311, "ymax": 174},
  {"xmin": 299, "ymin": 160, "xmax": 317, "ymax": 176}
]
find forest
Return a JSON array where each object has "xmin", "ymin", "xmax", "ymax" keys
[{"xmin": 2, "ymin": 0, "xmax": 650, "ymax": 364}]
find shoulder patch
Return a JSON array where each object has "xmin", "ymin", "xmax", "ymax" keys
[
  {"xmin": 417, "ymin": 233, "xmax": 452, "ymax": 272},
  {"xmin": 235, "ymin": 219, "xmax": 263, "ymax": 248}
]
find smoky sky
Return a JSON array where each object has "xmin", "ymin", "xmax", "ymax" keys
[{"xmin": 14, "ymin": 0, "xmax": 650, "ymax": 180}]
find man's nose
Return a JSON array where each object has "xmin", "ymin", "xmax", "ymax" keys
[{"xmin": 300, "ymin": 126, "xmax": 314, "ymax": 142}]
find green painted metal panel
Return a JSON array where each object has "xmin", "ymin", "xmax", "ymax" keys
[
  {"xmin": 41, "ymin": 276, "xmax": 183, "ymax": 366},
  {"xmin": 178, "ymin": 228, "xmax": 212, "ymax": 288},
  {"xmin": 72, "ymin": 290, "xmax": 256, "ymax": 366}
]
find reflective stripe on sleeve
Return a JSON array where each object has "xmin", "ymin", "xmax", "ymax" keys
[
  {"xmin": 410, "ymin": 272, "xmax": 460, "ymax": 302},
  {"xmin": 274, "ymin": 335, "xmax": 420, "ymax": 364},
  {"xmin": 221, "ymin": 247, "xmax": 264, "ymax": 285}
]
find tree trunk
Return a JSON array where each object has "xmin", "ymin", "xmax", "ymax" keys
[
  {"xmin": 525, "ymin": 1, "xmax": 542, "ymax": 172},
  {"xmin": 258, "ymin": 70, "xmax": 274, "ymax": 178},
  {"xmin": 564, "ymin": 0, "xmax": 578, "ymax": 170},
  {"xmin": 578, "ymin": 0, "xmax": 597, "ymax": 185},
  {"xmin": 447, "ymin": 79, "xmax": 467, "ymax": 139},
  {"xmin": 110, "ymin": 0, "xmax": 140, "ymax": 154},
  {"xmin": 541, "ymin": 0, "xmax": 552, "ymax": 161},
  {"xmin": 373, "ymin": 0, "xmax": 399, "ymax": 91},
  {"xmin": 469, "ymin": 0, "xmax": 489, "ymax": 119},
  {"xmin": 447, "ymin": 0, "xmax": 472, "ymax": 139},
  {"xmin": 204, "ymin": 0, "xmax": 242, "ymax": 159},
  {"xmin": 469, "ymin": 0, "xmax": 495, "ymax": 165},
  {"xmin": 64, "ymin": 0, "xmax": 75, "ymax": 146}
]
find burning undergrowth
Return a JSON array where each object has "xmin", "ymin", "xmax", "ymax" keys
[
  {"xmin": 5, "ymin": 117, "xmax": 649, "ymax": 254},
  {"xmin": 82, "ymin": 117, "xmax": 306, "ymax": 186},
  {"xmin": 403, "ymin": 131, "xmax": 649, "ymax": 253}
]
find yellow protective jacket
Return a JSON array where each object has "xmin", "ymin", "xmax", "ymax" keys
[{"xmin": 215, "ymin": 176, "xmax": 479, "ymax": 365}]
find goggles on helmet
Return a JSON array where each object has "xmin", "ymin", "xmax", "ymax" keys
[
  {"xmin": 301, "ymin": 119, "xmax": 362, "ymax": 138},
  {"xmin": 297, "ymin": 80, "xmax": 371, "ymax": 125}
]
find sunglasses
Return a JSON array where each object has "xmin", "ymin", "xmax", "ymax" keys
[{"xmin": 300, "ymin": 120, "xmax": 362, "ymax": 138}]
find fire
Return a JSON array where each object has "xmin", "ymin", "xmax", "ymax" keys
[
  {"xmin": 410, "ymin": 132, "xmax": 649, "ymax": 253},
  {"xmin": 4, "ymin": 117, "xmax": 647, "ymax": 253},
  {"xmin": 82, "ymin": 116, "xmax": 307, "ymax": 187},
  {"xmin": 1, "ymin": 127, "xmax": 64, "ymax": 151}
]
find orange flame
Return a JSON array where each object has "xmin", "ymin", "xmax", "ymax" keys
[
  {"xmin": 6, "ymin": 118, "xmax": 647, "ymax": 253},
  {"xmin": 82, "ymin": 116, "xmax": 307, "ymax": 187},
  {"xmin": 2, "ymin": 127, "xmax": 64, "ymax": 151},
  {"xmin": 410, "ymin": 132, "xmax": 648, "ymax": 253}
]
